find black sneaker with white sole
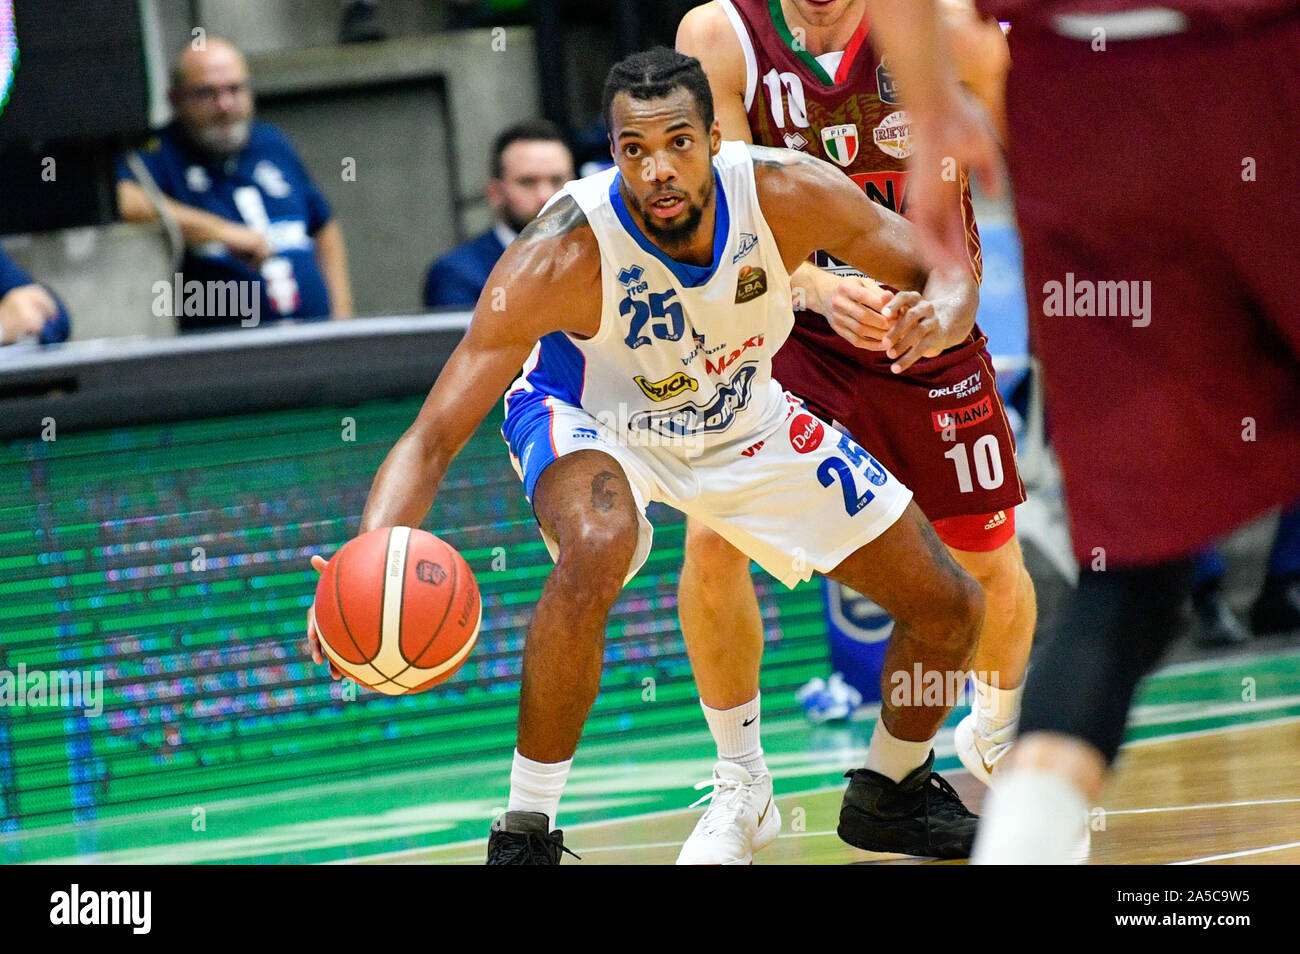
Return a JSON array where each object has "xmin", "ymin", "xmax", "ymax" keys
[
  {"xmin": 486, "ymin": 810, "xmax": 580, "ymax": 865},
  {"xmin": 837, "ymin": 750, "xmax": 978, "ymax": 859}
]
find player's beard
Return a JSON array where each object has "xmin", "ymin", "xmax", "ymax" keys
[
  {"xmin": 191, "ymin": 117, "xmax": 253, "ymax": 156},
  {"xmin": 640, "ymin": 175, "xmax": 713, "ymax": 248},
  {"xmin": 501, "ymin": 205, "xmax": 538, "ymax": 235}
]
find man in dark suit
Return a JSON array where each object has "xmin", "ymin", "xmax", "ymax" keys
[{"xmin": 423, "ymin": 120, "xmax": 573, "ymax": 309}]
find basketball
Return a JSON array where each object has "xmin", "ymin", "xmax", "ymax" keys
[{"xmin": 312, "ymin": 526, "xmax": 481, "ymax": 695}]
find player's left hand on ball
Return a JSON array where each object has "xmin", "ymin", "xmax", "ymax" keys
[
  {"xmin": 305, "ymin": 553, "xmax": 343, "ymax": 680},
  {"xmin": 879, "ymin": 291, "xmax": 950, "ymax": 373}
]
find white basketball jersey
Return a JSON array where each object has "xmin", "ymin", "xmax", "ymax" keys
[{"xmin": 510, "ymin": 140, "xmax": 794, "ymax": 453}]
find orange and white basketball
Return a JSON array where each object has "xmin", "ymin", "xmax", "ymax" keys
[{"xmin": 313, "ymin": 526, "xmax": 481, "ymax": 695}]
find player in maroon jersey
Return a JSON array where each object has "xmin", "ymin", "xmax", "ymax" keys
[
  {"xmin": 862, "ymin": 0, "xmax": 1300, "ymax": 863},
  {"xmin": 672, "ymin": 0, "xmax": 1033, "ymax": 864}
]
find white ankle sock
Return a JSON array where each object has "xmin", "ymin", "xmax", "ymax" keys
[
  {"xmin": 507, "ymin": 749, "xmax": 572, "ymax": 829},
  {"xmin": 971, "ymin": 768, "xmax": 1090, "ymax": 864},
  {"xmin": 864, "ymin": 719, "xmax": 933, "ymax": 783},
  {"xmin": 700, "ymin": 694, "xmax": 769, "ymax": 778},
  {"xmin": 974, "ymin": 677, "xmax": 1022, "ymax": 737}
]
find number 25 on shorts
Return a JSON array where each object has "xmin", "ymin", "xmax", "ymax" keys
[{"xmin": 818, "ymin": 433, "xmax": 888, "ymax": 515}]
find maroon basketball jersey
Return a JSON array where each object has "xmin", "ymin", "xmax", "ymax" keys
[{"xmin": 723, "ymin": 0, "xmax": 985, "ymax": 372}]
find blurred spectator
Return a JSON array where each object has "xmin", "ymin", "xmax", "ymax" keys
[
  {"xmin": 117, "ymin": 38, "xmax": 354, "ymax": 332},
  {"xmin": 1191, "ymin": 504, "xmax": 1300, "ymax": 646},
  {"xmin": 423, "ymin": 120, "xmax": 572, "ymax": 309},
  {"xmin": 0, "ymin": 247, "xmax": 70, "ymax": 346},
  {"xmin": 339, "ymin": 1, "xmax": 387, "ymax": 43}
]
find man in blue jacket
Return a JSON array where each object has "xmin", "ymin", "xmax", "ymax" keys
[
  {"xmin": 118, "ymin": 37, "xmax": 354, "ymax": 331},
  {"xmin": 423, "ymin": 120, "xmax": 573, "ymax": 309},
  {"xmin": 0, "ymin": 247, "xmax": 70, "ymax": 346}
]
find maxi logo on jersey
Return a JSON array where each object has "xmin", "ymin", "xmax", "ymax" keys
[
  {"xmin": 629, "ymin": 363, "xmax": 758, "ymax": 438},
  {"xmin": 705, "ymin": 334, "xmax": 766, "ymax": 376}
]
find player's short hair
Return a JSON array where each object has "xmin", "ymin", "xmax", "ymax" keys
[
  {"xmin": 490, "ymin": 119, "xmax": 570, "ymax": 180},
  {"xmin": 601, "ymin": 47, "xmax": 715, "ymax": 136}
]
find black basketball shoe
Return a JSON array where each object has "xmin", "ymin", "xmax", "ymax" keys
[
  {"xmin": 486, "ymin": 811, "xmax": 580, "ymax": 865},
  {"xmin": 837, "ymin": 751, "xmax": 978, "ymax": 859}
]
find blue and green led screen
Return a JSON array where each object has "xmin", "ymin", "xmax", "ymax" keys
[{"xmin": 0, "ymin": 398, "xmax": 830, "ymax": 831}]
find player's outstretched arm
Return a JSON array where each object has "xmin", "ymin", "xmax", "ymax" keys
[
  {"xmin": 943, "ymin": 0, "xmax": 1010, "ymax": 141},
  {"xmin": 865, "ymin": 0, "xmax": 1004, "ymax": 272},
  {"xmin": 359, "ymin": 197, "xmax": 602, "ymax": 534},
  {"xmin": 753, "ymin": 145, "xmax": 979, "ymax": 373},
  {"xmin": 306, "ymin": 197, "xmax": 600, "ymax": 670}
]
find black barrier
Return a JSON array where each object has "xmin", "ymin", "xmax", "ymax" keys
[{"xmin": 0, "ymin": 313, "xmax": 473, "ymax": 439}]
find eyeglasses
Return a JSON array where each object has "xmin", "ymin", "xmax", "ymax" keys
[{"xmin": 182, "ymin": 81, "xmax": 250, "ymax": 105}]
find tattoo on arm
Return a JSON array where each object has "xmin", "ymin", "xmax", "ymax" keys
[
  {"xmin": 518, "ymin": 195, "xmax": 588, "ymax": 242},
  {"xmin": 590, "ymin": 471, "xmax": 619, "ymax": 513},
  {"xmin": 748, "ymin": 144, "xmax": 818, "ymax": 170}
]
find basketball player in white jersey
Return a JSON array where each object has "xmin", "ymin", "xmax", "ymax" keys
[{"xmin": 307, "ymin": 47, "xmax": 986, "ymax": 863}]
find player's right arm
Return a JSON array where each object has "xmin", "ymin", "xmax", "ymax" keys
[{"xmin": 306, "ymin": 196, "xmax": 601, "ymax": 668}]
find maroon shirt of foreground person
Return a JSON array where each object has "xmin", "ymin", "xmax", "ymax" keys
[{"xmin": 972, "ymin": 0, "xmax": 1300, "ymax": 564}]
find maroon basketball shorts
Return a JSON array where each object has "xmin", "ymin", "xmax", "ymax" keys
[
  {"xmin": 1005, "ymin": 14, "xmax": 1300, "ymax": 566},
  {"xmin": 772, "ymin": 323, "xmax": 1026, "ymax": 553}
]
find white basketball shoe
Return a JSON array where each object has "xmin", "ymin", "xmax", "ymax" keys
[
  {"xmin": 954, "ymin": 713, "xmax": 1016, "ymax": 787},
  {"xmin": 676, "ymin": 761, "xmax": 781, "ymax": 865}
]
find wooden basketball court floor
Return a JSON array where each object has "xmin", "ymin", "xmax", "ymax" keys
[
  {"xmin": 8, "ymin": 646, "xmax": 1296, "ymax": 865},
  {"xmin": 357, "ymin": 719, "xmax": 1300, "ymax": 866}
]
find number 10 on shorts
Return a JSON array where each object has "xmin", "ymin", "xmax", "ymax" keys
[{"xmin": 944, "ymin": 435, "xmax": 1004, "ymax": 493}]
